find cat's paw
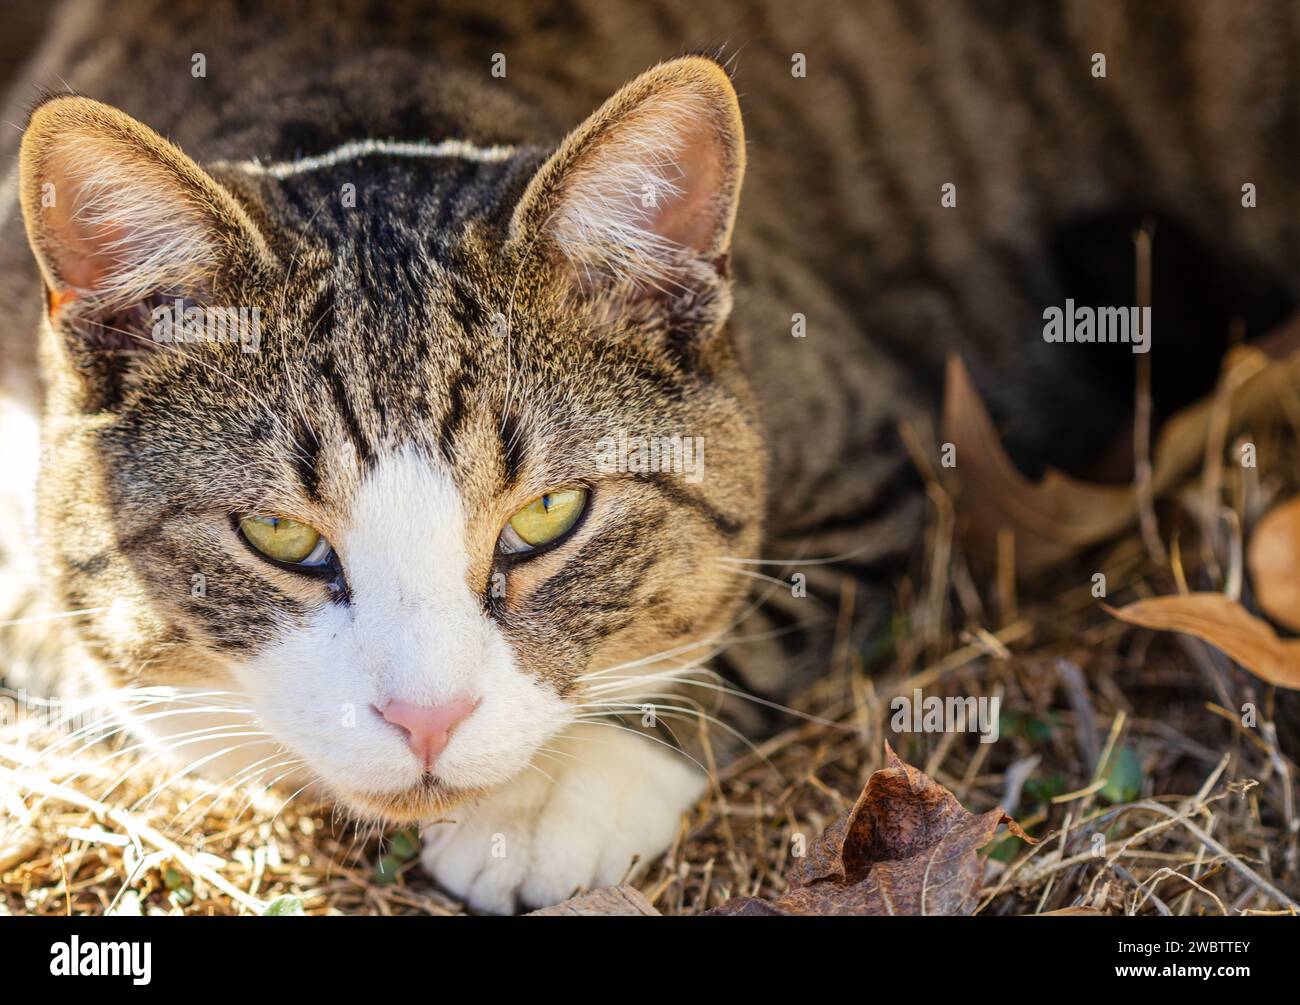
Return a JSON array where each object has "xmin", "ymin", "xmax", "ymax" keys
[{"xmin": 420, "ymin": 723, "xmax": 705, "ymax": 913}]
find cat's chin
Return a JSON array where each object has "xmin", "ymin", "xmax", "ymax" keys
[{"xmin": 336, "ymin": 776, "xmax": 489, "ymax": 823}]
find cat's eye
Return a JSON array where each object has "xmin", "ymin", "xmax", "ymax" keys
[
  {"xmin": 238, "ymin": 515, "xmax": 334, "ymax": 568},
  {"xmin": 498, "ymin": 488, "xmax": 589, "ymax": 556}
]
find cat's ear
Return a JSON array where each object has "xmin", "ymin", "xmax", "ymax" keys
[
  {"xmin": 19, "ymin": 96, "xmax": 273, "ymax": 371},
  {"xmin": 509, "ymin": 56, "xmax": 744, "ymax": 320}
]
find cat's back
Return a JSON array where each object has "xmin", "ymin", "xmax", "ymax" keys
[{"xmin": 5, "ymin": 0, "xmax": 1297, "ymax": 433}]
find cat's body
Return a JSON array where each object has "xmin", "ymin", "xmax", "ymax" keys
[{"xmin": 1, "ymin": 0, "xmax": 1297, "ymax": 912}]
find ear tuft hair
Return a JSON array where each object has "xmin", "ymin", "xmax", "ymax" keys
[
  {"xmin": 510, "ymin": 56, "xmax": 745, "ymax": 303},
  {"xmin": 19, "ymin": 95, "xmax": 270, "ymax": 315}
]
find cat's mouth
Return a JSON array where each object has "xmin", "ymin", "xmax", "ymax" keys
[{"xmin": 340, "ymin": 774, "xmax": 486, "ymax": 823}]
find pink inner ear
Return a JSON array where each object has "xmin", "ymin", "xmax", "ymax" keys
[
  {"xmin": 57, "ymin": 217, "xmax": 135, "ymax": 293},
  {"xmin": 41, "ymin": 146, "xmax": 149, "ymax": 295},
  {"xmin": 647, "ymin": 120, "xmax": 727, "ymax": 255},
  {"xmin": 31, "ymin": 136, "xmax": 221, "ymax": 311}
]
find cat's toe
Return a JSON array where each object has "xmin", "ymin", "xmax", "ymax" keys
[
  {"xmin": 517, "ymin": 753, "xmax": 703, "ymax": 909},
  {"xmin": 421, "ymin": 724, "xmax": 705, "ymax": 913},
  {"xmin": 420, "ymin": 817, "xmax": 528, "ymax": 915},
  {"xmin": 420, "ymin": 768, "xmax": 552, "ymax": 914}
]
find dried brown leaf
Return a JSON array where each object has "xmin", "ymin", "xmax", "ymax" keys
[
  {"xmin": 1108, "ymin": 592, "xmax": 1300, "ymax": 690},
  {"xmin": 527, "ymin": 885, "xmax": 661, "ymax": 916},
  {"xmin": 944, "ymin": 341, "xmax": 1300, "ymax": 578},
  {"xmin": 709, "ymin": 743, "xmax": 1036, "ymax": 916},
  {"xmin": 942, "ymin": 355, "xmax": 1135, "ymax": 575},
  {"xmin": 1248, "ymin": 496, "xmax": 1300, "ymax": 632}
]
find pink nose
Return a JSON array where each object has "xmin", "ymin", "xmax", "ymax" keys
[{"xmin": 377, "ymin": 697, "xmax": 477, "ymax": 770}]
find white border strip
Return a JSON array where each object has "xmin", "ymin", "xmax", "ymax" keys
[{"xmin": 216, "ymin": 138, "xmax": 520, "ymax": 179}]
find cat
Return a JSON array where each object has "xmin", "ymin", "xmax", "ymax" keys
[{"xmin": 1, "ymin": 0, "xmax": 1297, "ymax": 913}]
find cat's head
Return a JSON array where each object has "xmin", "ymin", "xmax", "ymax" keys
[{"xmin": 18, "ymin": 57, "xmax": 765, "ymax": 820}]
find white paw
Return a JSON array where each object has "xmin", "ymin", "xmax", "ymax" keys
[{"xmin": 420, "ymin": 723, "xmax": 705, "ymax": 913}]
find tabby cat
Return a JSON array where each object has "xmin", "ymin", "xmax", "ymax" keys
[{"xmin": 1, "ymin": 0, "xmax": 1297, "ymax": 912}]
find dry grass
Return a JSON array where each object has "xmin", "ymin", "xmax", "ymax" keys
[
  {"xmin": 4, "ymin": 360, "xmax": 1300, "ymax": 916},
  {"xmin": 644, "ymin": 561, "xmax": 1300, "ymax": 916},
  {"xmin": 4, "ymin": 514, "xmax": 1297, "ymax": 916}
]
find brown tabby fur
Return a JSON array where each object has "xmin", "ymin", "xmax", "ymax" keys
[{"xmin": 2, "ymin": 0, "xmax": 1299, "ymax": 757}]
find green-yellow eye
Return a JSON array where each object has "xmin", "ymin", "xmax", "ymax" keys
[
  {"xmin": 238, "ymin": 515, "xmax": 331, "ymax": 566},
  {"xmin": 500, "ymin": 488, "xmax": 588, "ymax": 555}
]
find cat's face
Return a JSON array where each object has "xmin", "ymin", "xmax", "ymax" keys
[{"xmin": 20, "ymin": 59, "xmax": 765, "ymax": 819}]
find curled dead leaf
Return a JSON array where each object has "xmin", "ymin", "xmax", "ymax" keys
[
  {"xmin": 944, "ymin": 334, "xmax": 1300, "ymax": 578},
  {"xmin": 1107, "ymin": 593, "xmax": 1300, "ymax": 691},
  {"xmin": 527, "ymin": 885, "xmax": 660, "ymax": 916},
  {"xmin": 1247, "ymin": 496, "xmax": 1300, "ymax": 633},
  {"xmin": 942, "ymin": 355, "xmax": 1135, "ymax": 575},
  {"xmin": 709, "ymin": 743, "xmax": 1036, "ymax": 916}
]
